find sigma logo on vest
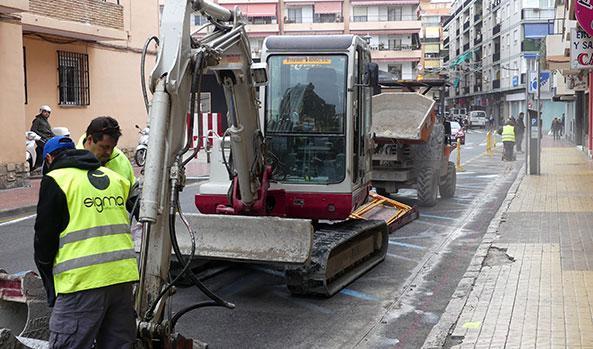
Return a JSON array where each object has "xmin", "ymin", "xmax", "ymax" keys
[
  {"xmin": 84, "ymin": 196, "xmax": 125, "ymax": 213},
  {"xmin": 84, "ymin": 169, "xmax": 124, "ymax": 212}
]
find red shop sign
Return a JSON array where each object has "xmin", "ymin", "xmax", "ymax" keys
[{"xmin": 576, "ymin": 0, "xmax": 593, "ymax": 36}]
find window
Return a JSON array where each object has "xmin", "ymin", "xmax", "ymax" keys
[
  {"xmin": 387, "ymin": 6, "xmax": 403, "ymax": 21},
  {"xmin": 57, "ymin": 51, "xmax": 90, "ymax": 106},
  {"xmin": 287, "ymin": 8, "xmax": 303, "ymax": 23},
  {"xmin": 388, "ymin": 37, "xmax": 402, "ymax": 50},
  {"xmin": 388, "ymin": 64, "xmax": 402, "ymax": 79},
  {"xmin": 317, "ymin": 13, "xmax": 337, "ymax": 23},
  {"xmin": 513, "ymin": 29, "xmax": 518, "ymax": 44},
  {"xmin": 353, "ymin": 6, "xmax": 368, "ymax": 22},
  {"xmin": 193, "ymin": 14, "xmax": 208, "ymax": 26}
]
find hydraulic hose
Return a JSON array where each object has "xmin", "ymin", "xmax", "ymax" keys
[{"xmin": 141, "ymin": 36, "xmax": 160, "ymax": 115}]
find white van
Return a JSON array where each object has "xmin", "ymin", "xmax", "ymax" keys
[{"xmin": 469, "ymin": 110, "xmax": 487, "ymax": 128}]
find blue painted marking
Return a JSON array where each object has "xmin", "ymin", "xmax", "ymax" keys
[
  {"xmin": 419, "ymin": 214, "xmax": 457, "ymax": 221},
  {"xmin": 387, "ymin": 253, "xmax": 416, "ymax": 262},
  {"xmin": 388, "ymin": 240, "xmax": 426, "ymax": 250},
  {"xmin": 340, "ymin": 288, "xmax": 380, "ymax": 302}
]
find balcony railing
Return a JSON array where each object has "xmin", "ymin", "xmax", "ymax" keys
[
  {"xmin": 521, "ymin": 8, "xmax": 555, "ymax": 20},
  {"xmin": 492, "ymin": 79, "xmax": 500, "ymax": 89},
  {"xmin": 351, "ymin": 14, "xmax": 418, "ymax": 22},
  {"xmin": 284, "ymin": 16, "xmax": 344, "ymax": 24},
  {"xmin": 463, "ymin": 43, "xmax": 470, "ymax": 51},
  {"xmin": 492, "ymin": 23, "xmax": 501, "ymax": 35},
  {"xmin": 493, "ymin": 52, "xmax": 500, "ymax": 62},
  {"xmin": 371, "ymin": 44, "xmax": 421, "ymax": 51}
]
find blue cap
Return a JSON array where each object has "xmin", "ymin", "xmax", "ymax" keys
[{"xmin": 43, "ymin": 136, "xmax": 75, "ymax": 159}]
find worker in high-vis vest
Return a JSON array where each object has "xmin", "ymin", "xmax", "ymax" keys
[
  {"xmin": 501, "ymin": 120, "xmax": 516, "ymax": 161},
  {"xmin": 34, "ymin": 136, "xmax": 139, "ymax": 348}
]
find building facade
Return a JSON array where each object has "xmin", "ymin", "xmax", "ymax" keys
[
  {"xmin": 419, "ymin": 0, "xmax": 451, "ymax": 79},
  {"xmin": 0, "ymin": 0, "xmax": 159, "ymax": 188},
  {"xmin": 443, "ymin": 0, "xmax": 559, "ymax": 123},
  {"xmin": 208, "ymin": 0, "xmax": 422, "ymax": 79}
]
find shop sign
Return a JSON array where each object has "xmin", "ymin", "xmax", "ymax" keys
[
  {"xmin": 571, "ymin": 28, "xmax": 593, "ymax": 69},
  {"xmin": 576, "ymin": 0, "xmax": 593, "ymax": 36}
]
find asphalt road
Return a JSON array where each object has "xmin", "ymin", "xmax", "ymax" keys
[{"xmin": 0, "ymin": 130, "xmax": 519, "ymax": 348}]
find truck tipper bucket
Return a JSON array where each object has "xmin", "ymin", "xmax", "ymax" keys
[
  {"xmin": 0, "ymin": 271, "xmax": 50, "ymax": 348},
  {"xmin": 371, "ymin": 92, "xmax": 436, "ymax": 142}
]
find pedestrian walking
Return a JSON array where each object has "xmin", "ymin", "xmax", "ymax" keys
[
  {"xmin": 552, "ymin": 117, "xmax": 560, "ymax": 141},
  {"xmin": 515, "ymin": 112, "xmax": 525, "ymax": 153},
  {"xmin": 560, "ymin": 113, "xmax": 565, "ymax": 137},
  {"xmin": 34, "ymin": 135, "xmax": 139, "ymax": 349},
  {"xmin": 77, "ymin": 116, "xmax": 135, "ymax": 186},
  {"xmin": 499, "ymin": 120, "xmax": 516, "ymax": 161},
  {"xmin": 30, "ymin": 105, "xmax": 55, "ymax": 169}
]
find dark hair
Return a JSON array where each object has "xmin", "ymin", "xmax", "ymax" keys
[{"xmin": 86, "ymin": 116, "xmax": 122, "ymax": 143}]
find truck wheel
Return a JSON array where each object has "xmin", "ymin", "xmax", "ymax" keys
[
  {"xmin": 417, "ymin": 167, "xmax": 438, "ymax": 207},
  {"xmin": 414, "ymin": 123, "xmax": 445, "ymax": 162},
  {"xmin": 439, "ymin": 161, "xmax": 456, "ymax": 199}
]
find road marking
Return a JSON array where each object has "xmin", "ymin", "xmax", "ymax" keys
[
  {"xmin": 340, "ymin": 288, "xmax": 380, "ymax": 302},
  {"xmin": 456, "ymin": 172, "xmax": 476, "ymax": 175},
  {"xmin": 476, "ymin": 174, "xmax": 499, "ymax": 179},
  {"xmin": 388, "ymin": 241, "xmax": 426, "ymax": 250},
  {"xmin": 387, "ymin": 253, "xmax": 416, "ymax": 262},
  {"xmin": 0, "ymin": 214, "xmax": 36, "ymax": 227},
  {"xmin": 419, "ymin": 214, "xmax": 457, "ymax": 221}
]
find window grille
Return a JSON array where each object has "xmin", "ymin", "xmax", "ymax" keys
[{"xmin": 57, "ymin": 51, "xmax": 90, "ymax": 106}]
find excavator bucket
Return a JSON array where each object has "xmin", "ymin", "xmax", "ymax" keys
[
  {"xmin": 0, "ymin": 270, "xmax": 50, "ymax": 348},
  {"xmin": 349, "ymin": 192, "xmax": 419, "ymax": 232}
]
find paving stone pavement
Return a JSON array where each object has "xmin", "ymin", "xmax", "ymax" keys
[{"xmin": 440, "ymin": 138, "xmax": 593, "ymax": 349}]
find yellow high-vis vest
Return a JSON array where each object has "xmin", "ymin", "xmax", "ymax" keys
[
  {"xmin": 48, "ymin": 166, "xmax": 139, "ymax": 295},
  {"xmin": 502, "ymin": 125, "xmax": 516, "ymax": 143}
]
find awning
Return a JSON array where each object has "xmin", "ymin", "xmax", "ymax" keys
[
  {"xmin": 352, "ymin": 0, "xmax": 419, "ymax": 5},
  {"xmin": 220, "ymin": 3, "xmax": 277, "ymax": 17},
  {"xmin": 314, "ymin": 2, "xmax": 342, "ymax": 13},
  {"xmin": 247, "ymin": 3, "xmax": 277, "ymax": 16}
]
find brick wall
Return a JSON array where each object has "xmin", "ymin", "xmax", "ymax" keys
[{"xmin": 29, "ymin": 0, "xmax": 124, "ymax": 30}]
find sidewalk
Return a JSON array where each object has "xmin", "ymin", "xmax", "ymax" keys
[
  {"xmin": 428, "ymin": 136, "xmax": 593, "ymax": 348},
  {"xmin": 0, "ymin": 151, "xmax": 210, "ymax": 220}
]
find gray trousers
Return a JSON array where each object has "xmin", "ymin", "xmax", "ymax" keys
[{"xmin": 49, "ymin": 283, "xmax": 136, "ymax": 349}]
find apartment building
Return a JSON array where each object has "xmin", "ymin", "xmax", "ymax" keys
[
  {"xmin": 0, "ymin": 0, "xmax": 160, "ymax": 188},
  {"xmin": 204, "ymin": 0, "xmax": 423, "ymax": 79},
  {"xmin": 419, "ymin": 0, "xmax": 452, "ymax": 79},
  {"xmin": 443, "ymin": 0, "xmax": 559, "ymax": 123}
]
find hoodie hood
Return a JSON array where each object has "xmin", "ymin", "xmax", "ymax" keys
[{"xmin": 44, "ymin": 149, "xmax": 100, "ymax": 175}]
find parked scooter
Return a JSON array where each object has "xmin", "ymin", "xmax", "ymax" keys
[{"xmin": 134, "ymin": 125, "xmax": 149, "ymax": 167}]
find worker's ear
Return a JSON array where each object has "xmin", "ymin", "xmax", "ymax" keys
[{"xmin": 85, "ymin": 134, "xmax": 93, "ymax": 145}]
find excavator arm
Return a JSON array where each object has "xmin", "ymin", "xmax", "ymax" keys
[{"xmin": 136, "ymin": 0, "xmax": 269, "ymax": 344}]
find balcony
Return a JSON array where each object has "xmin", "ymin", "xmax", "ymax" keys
[
  {"xmin": 349, "ymin": 15, "xmax": 421, "ymax": 33},
  {"xmin": 370, "ymin": 48, "xmax": 422, "ymax": 61},
  {"xmin": 463, "ymin": 21, "xmax": 470, "ymax": 31},
  {"xmin": 491, "ymin": 0, "xmax": 501, "ymax": 10},
  {"xmin": 246, "ymin": 23, "xmax": 281, "ymax": 34},
  {"xmin": 463, "ymin": 43, "xmax": 470, "ymax": 51},
  {"xmin": 492, "ymin": 23, "xmax": 501, "ymax": 35},
  {"xmin": 474, "ymin": 36, "xmax": 482, "ymax": 45},
  {"xmin": 474, "ymin": 13, "xmax": 482, "ymax": 22},
  {"xmin": 521, "ymin": 8, "xmax": 555, "ymax": 20},
  {"xmin": 444, "ymin": 37, "xmax": 450, "ymax": 46},
  {"xmin": 1, "ymin": 0, "xmax": 28, "ymax": 13},
  {"xmin": 21, "ymin": 0, "xmax": 125, "ymax": 41},
  {"xmin": 492, "ymin": 79, "xmax": 500, "ymax": 89},
  {"xmin": 493, "ymin": 52, "xmax": 500, "ymax": 62},
  {"xmin": 284, "ymin": 21, "xmax": 342, "ymax": 32}
]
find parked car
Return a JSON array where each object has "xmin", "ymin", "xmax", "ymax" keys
[
  {"xmin": 450, "ymin": 121, "xmax": 465, "ymax": 145},
  {"xmin": 469, "ymin": 110, "xmax": 487, "ymax": 128}
]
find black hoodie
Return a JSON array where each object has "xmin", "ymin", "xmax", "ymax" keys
[{"xmin": 34, "ymin": 149, "xmax": 101, "ymax": 306}]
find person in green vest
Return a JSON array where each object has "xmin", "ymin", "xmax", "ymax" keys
[
  {"xmin": 34, "ymin": 136, "xmax": 139, "ymax": 348},
  {"xmin": 77, "ymin": 116, "xmax": 135, "ymax": 186},
  {"xmin": 500, "ymin": 119, "xmax": 516, "ymax": 161}
]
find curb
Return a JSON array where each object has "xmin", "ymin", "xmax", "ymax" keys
[
  {"xmin": 0, "ymin": 205, "xmax": 37, "ymax": 222},
  {"xmin": 422, "ymin": 161, "xmax": 526, "ymax": 349}
]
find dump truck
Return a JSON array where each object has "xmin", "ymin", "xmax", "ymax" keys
[{"xmin": 371, "ymin": 80, "xmax": 456, "ymax": 206}]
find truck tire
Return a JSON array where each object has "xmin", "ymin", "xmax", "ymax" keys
[
  {"xmin": 417, "ymin": 167, "xmax": 438, "ymax": 207},
  {"xmin": 414, "ymin": 122, "xmax": 445, "ymax": 162},
  {"xmin": 439, "ymin": 161, "xmax": 456, "ymax": 199}
]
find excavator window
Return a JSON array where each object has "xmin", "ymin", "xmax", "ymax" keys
[{"xmin": 264, "ymin": 55, "xmax": 348, "ymax": 184}]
